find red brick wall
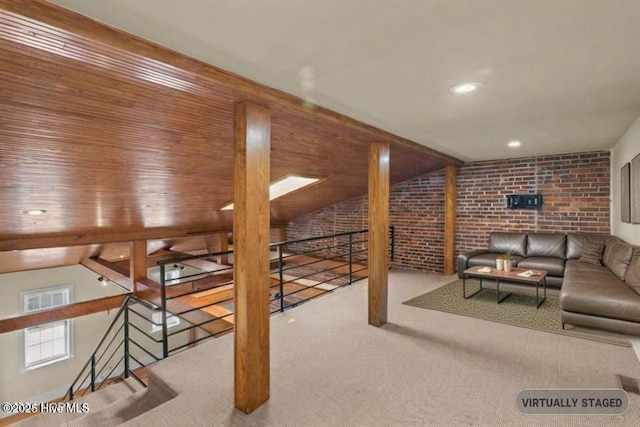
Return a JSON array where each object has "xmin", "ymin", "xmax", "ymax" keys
[
  {"xmin": 457, "ymin": 151, "xmax": 610, "ymax": 253},
  {"xmin": 286, "ymin": 170, "xmax": 446, "ymax": 272},
  {"xmin": 286, "ymin": 151, "xmax": 610, "ymax": 273}
]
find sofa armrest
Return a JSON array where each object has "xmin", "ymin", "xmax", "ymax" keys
[{"xmin": 457, "ymin": 249, "xmax": 489, "ymax": 278}]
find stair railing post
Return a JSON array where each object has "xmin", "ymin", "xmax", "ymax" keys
[
  {"xmin": 160, "ymin": 263, "xmax": 169, "ymax": 358},
  {"xmin": 278, "ymin": 244, "xmax": 285, "ymax": 312},
  {"xmin": 390, "ymin": 226, "xmax": 395, "ymax": 262},
  {"xmin": 349, "ymin": 233, "xmax": 353, "ymax": 284},
  {"xmin": 90, "ymin": 354, "xmax": 96, "ymax": 392},
  {"xmin": 124, "ymin": 302, "xmax": 130, "ymax": 378}
]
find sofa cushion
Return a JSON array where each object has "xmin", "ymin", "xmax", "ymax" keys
[
  {"xmin": 626, "ymin": 250, "xmax": 640, "ymax": 295},
  {"xmin": 488, "ymin": 233, "xmax": 527, "ymax": 257},
  {"xmin": 467, "ymin": 253, "xmax": 524, "ymax": 268},
  {"xmin": 517, "ymin": 257, "xmax": 565, "ymax": 277},
  {"xmin": 526, "ymin": 233, "xmax": 566, "ymax": 259},
  {"xmin": 603, "ymin": 238, "xmax": 635, "ymax": 281},
  {"xmin": 566, "ymin": 233, "xmax": 609, "ymax": 259},
  {"xmin": 561, "ymin": 260, "xmax": 640, "ymax": 323},
  {"xmin": 578, "ymin": 239, "xmax": 605, "ymax": 266}
]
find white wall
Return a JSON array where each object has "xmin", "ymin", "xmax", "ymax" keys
[
  {"xmin": 611, "ymin": 115, "xmax": 640, "ymax": 245},
  {"xmin": 0, "ymin": 265, "xmax": 126, "ymax": 406}
]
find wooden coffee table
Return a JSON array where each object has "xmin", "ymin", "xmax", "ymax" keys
[{"xmin": 462, "ymin": 266, "xmax": 548, "ymax": 308}]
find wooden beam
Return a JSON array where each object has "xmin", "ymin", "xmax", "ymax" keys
[
  {"xmin": 0, "ymin": 226, "xmax": 235, "ymax": 252},
  {"xmin": 81, "ymin": 257, "xmax": 133, "ymax": 292},
  {"xmin": 444, "ymin": 165, "xmax": 457, "ymax": 275},
  {"xmin": 164, "ymin": 249, "xmax": 230, "ymax": 273},
  {"xmin": 368, "ymin": 142, "xmax": 390, "ymax": 327},
  {"xmin": 130, "ymin": 240, "xmax": 147, "ymax": 293},
  {"xmin": 0, "ymin": 294, "xmax": 127, "ymax": 334},
  {"xmin": 233, "ymin": 101, "xmax": 271, "ymax": 413}
]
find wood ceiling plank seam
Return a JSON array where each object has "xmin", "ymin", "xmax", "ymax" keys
[
  {"xmin": 0, "ymin": 100, "xmax": 227, "ymax": 141},
  {"xmin": 0, "ymin": 14, "xmax": 213, "ymax": 95},
  {"xmin": 0, "ymin": 2, "xmax": 459, "ymax": 164}
]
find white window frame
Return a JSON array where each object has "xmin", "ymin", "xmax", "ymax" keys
[
  {"xmin": 150, "ymin": 310, "xmax": 180, "ymax": 333},
  {"xmin": 21, "ymin": 286, "xmax": 73, "ymax": 371}
]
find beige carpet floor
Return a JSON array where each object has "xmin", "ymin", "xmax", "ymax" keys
[
  {"xmin": 403, "ymin": 278, "xmax": 632, "ymax": 347},
  {"xmin": 108, "ymin": 269, "xmax": 640, "ymax": 427}
]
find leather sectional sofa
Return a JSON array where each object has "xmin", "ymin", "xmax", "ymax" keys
[{"xmin": 458, "ymin": 232, "xmax": 640, "ymax": 335}]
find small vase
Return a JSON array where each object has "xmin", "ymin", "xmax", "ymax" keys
[
  {"xmin": 496, "ymin": 259, "xmax": 504, "ymax": 271},
  {"xmin": 504, "ymin": 260, "xmax": 513, "ymax": 272}
]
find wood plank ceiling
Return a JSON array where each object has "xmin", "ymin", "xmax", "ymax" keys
[{"xmin": 0, "ymin": 0, "xmax": 459, "ymax": 273}]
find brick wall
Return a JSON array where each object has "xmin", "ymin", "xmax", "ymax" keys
[
  {"xmin": 286, "ymin": 151, "xmax": 610, "ymax": 273},
  {"xmin": 457, "ymin": 151, "xmax": 610, "ymax": 253},
  {"xmin": 286, "ymin": 170, "xmax": 446, "ymax": 272}
]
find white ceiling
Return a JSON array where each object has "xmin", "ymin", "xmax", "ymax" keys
[{"xmin": 49, "ymin": 0, "xmax": 640, "ymax": 161}]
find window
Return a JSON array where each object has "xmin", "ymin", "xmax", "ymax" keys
[
  {"xmin": 22, "ymin": 286, "xmax": 71, "ymax": 370},
  {"xmin": 148, "ymin": 266, "xmax": 182, "ymax": 285},
  {"xmin": 150, "ymin": 310, "xmax": 180, "ymax": 333}
]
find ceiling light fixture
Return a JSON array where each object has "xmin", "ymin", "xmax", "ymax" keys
[
  {"xmin": 97, "ymin": 276, "xmax": 110, "ymax": 285},
  {"xmin": 221, "ymin": 176, "xmax": 321, "ymax": 210},
  {"xmin": 25, "ymin": 209, "xmax": 46, "ymax": 215},
  {"xmin": 508, "ymin": 140, "xmax": 522, "ymax": 148},
  {"xmin": 449, "ymin": 82, "xmax": 481, "ymax": 95}
]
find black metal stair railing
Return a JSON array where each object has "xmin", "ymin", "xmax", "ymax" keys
[
  {"xmin": 64, "ymin": 294, "xmax": 208, "ymax": 401},
  {"xmin": 65, "ymin": 295, "xmax": 157, "ymax": 400},
  {"xmin": 66, "ymin": 227, "xmax": 394, "ymax": 399}
]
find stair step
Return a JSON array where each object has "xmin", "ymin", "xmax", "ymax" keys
[
  {"xmin": 60, "ymin": 371, "xmax": 175, "ymax": 427},
  {"xmin": 8, "ymin": 379, "xmax": 144, "ymax": 427}
]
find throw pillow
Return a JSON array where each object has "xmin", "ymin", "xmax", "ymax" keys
[{"xmin": 579, "ymin": 239, "xmax": 605, "ymax": 266}]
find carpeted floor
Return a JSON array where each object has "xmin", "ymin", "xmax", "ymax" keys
[
  {"xmin": 403, "ymin": 278, "xmax": 632, "ymax": 347},
  {"xmin": 18, "ymin": 270, "xmax": 640, "ymax": 426}
]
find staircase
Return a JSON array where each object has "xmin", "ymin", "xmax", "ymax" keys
[
  {"xmin": 4, "ymin": 229, "xmax": 384, "ymax": 426},
  {"xmin": 10, "ymin": 372, "xmax": 175, "ymax": 426}
]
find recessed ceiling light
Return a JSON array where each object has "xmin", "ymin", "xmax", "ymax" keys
[
  {"xmin": 508, "ymin": 140, "xmax": 522, "ymax": 148},
  {"xmin": 449, "ymin": 82, "xmax": 481, "ymax": 95},
  {"xmin": 25, "ymin": 209, "xmax": 46, "ymax": 215}
]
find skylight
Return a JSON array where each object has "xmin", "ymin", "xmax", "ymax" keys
[{"xmin": 221, "ymin": 176, "xmax": 320, "ymax": 210}]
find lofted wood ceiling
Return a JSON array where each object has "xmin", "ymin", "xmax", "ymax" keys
[{"xmin": 0, "ymin": 1, "xmax": 458, "ymax": 273}]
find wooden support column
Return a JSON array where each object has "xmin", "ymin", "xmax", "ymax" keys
[
  {"xmin": 205, "ymin": 232, "xmax": 230, "ymax": 265},
  {"xmin": 233, "ymin": 101, "xmax": 271, "ymax": 414},
  {"xmin": 273, "ymin": 226, "xmax": 286, "ymax": 243},
  {"xmin": 444, "ymin": 165, "xmax": 457, "ymax": 275},
  {"xmin": 368, "ymin": 142, "xmax": 390, "ymax": 327},
  {"xmin": 130, "ymin": 240, "xmax": 147, "ymax": 294}
]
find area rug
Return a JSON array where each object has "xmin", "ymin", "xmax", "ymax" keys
[{"xmin": 403, "ymin": 279, "xmax": 632, "ymax": 347}]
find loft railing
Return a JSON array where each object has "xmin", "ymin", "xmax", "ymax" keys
[
  {"xmin": 67, "ymin": 227, "xmax": 394, "ymax": 398},
  {"xmin": 65, "ymin": 295, "xmax": 156, "ymax": 400},
  {"xmin": 155, "ymin": 228, "xmax": 383, "ymax": 357}
]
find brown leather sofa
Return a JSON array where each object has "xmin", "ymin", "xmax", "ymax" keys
[
  {"xmin": 457, "ymin": 232, "xmax": 574, "ymax": 288},
  {"xmin": 458, "ymin": 232, "xmax": 640, "ymax": 335},
  {"xmin": 560, "ymin": 236, "xmax": 640, "ymax": 335}
]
